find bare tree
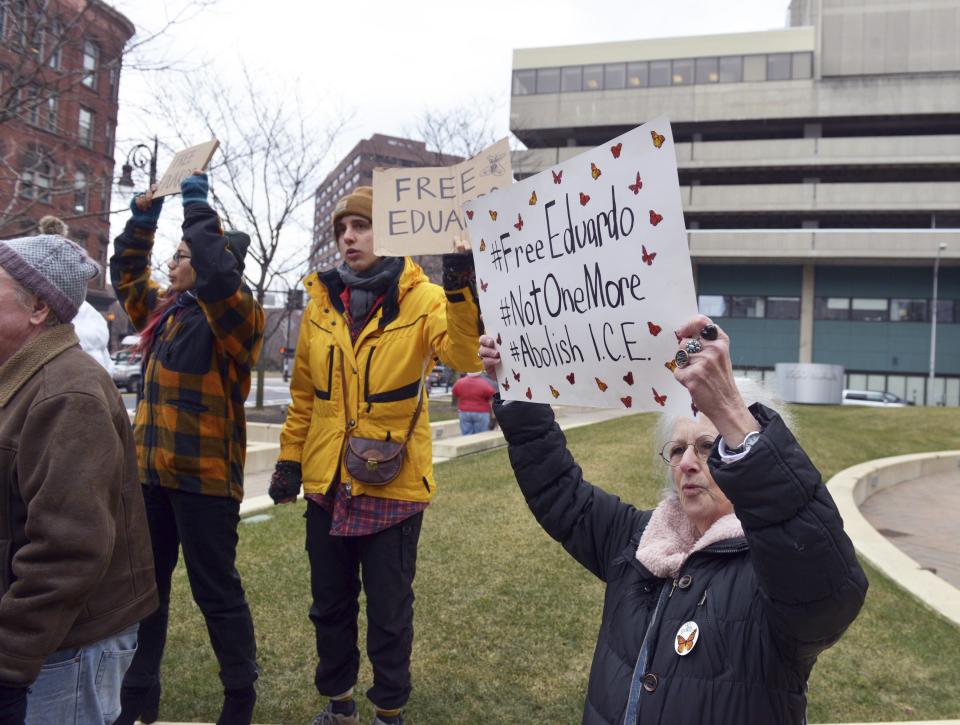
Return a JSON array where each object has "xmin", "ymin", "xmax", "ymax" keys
[
  {"xmin": 411, "ymin": 100, "xmax": 499, "ymax": 161},
  {"xmin": 151, "ymin": 67, "xmax": 347, "ymax": 406}
]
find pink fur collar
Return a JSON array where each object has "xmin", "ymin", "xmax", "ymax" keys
[{"xmin": 634, "ymin": 497, "xmax": 744, "ymax": 578}]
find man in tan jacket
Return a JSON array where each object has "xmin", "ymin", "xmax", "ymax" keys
[{"xmin": 0, "ymin": 234, "xmax": 157, "ymax": 725}]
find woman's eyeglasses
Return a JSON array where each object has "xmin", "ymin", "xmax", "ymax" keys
[
  {"xmin": 171, "ymin": 251, "xmax": 192, "ymax": 264},
  {"xmin": 659, "ymin": 435, "xmax": 717, "ymax": 466}
]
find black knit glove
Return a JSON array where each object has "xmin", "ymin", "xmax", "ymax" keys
[
  {"xmin": 0, "ymin": 685, "xmax": 27, "ymax": 725},
  {"xmin": 269, "ymin": 460, "xmax": 302, "ymax": 504}
]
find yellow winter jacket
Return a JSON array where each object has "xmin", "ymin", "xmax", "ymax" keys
[{"xmin": 279, "ymin": 257, "xmax": 482, "ymax": 502}]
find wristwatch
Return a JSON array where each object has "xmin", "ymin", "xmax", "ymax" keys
[{"xmin": 726, "ymin": 431, "xmax": 760, "ymax": 455}]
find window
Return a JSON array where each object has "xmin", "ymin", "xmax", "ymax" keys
[
  {"xmin": 719, "ymin": 55, "xmax": 742, "ymax": 82},
  {"xmin": 47, "ymin": 21, "xmax": 62, "ymax": 68},
  {"xmin": 743, "ymin": 55, "xmax": 766, "ymax": 82},
  {"xmin": 698, "ymin": 295, "xmax": 728, "ymax": 317},
  {"xmin": 766, "ymin": 296, "xmax": 801, "ymax": 319},
  {"xmin": 935, "ymin": 299, "xmax": 956, "ymax": 323},
  {"xmin": 26, "ymin": 85, "xmax": 40, "ymax": 125},
  {"xmin": 82, "ymin": 40, "xmax": 98, "ymax": 89},
  {"xmin": 730, "ymin": 295, "xmax": 765, "ymax": 318},
  {"xmin": 815, "ymin": 297, "xmax": 850, "ymax": 320},
  {"xmin": 582, "ymin": 64, "xmax": 603, "ymax": 91},
  {"xmin": 890, "ymin": 299, "xmax": 928, "ymax": 322},
  {"xmin": 695, "ymin": 57, "xmax": 719, "ymax": 84},
  {"xmin": 105, "ymin": 120, "xmax": 114, "ymax": 155},
  {"xmin": 604, "ymin": 63, "xmax": 626, "ymax": 89},
  {"xmin": 766, "ymin": 53, "xmax": 792, "ymax": 81},
  {"xmin": 560, "ymin": 66, "xmax": 581, "ymax": 92},
  {"xmin": 78, "ymin": 107, "xmax": 93, "ymax": 147},
  {"xmin": 626, "ymin": 61, "xmax": 647, "ymax": 88},
  {"xmin": 108, "ymin": 64, "xmax": 119, "ymax": 99},
  {"xmin": 73, "ymin": 169, "xmax": 88, "ymax": 213},
  {"xmin": 649, "ymin": 60, "xmax": 671, "ymax": 87},
  {"xmin": 850, "ymin": 298, "xmax": 888, "ymax": 322},
  {"xmin": 671, "ymin": 58, "xmax": 693, "ymax": 85},
  {"xmin": 20, "ymin": 156, "xmax": 54, "ymax": 203},
  {"xmin": 792, "ymin": 52, "xmax": 813, "ymax": 79},
  {"xmin": 535, "ymin": 68, "xmax": 560, "ymax": 94}
]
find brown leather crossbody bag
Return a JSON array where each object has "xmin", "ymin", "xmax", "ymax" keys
[{"xmin": 341, "ymin": 356, "xmax": 429, "ymax": 485}]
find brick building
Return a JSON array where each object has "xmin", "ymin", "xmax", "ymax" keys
[
  {"xmin": 311, "ymin": 133, "xmax": 462, "ymax": 282},
  {"xmin": 0, "ymin": 0, "xmax": 135, "ymax": 313}
]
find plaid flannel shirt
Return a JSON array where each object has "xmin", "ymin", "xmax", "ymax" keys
[{"xmin": 109, "ymin": 202, "xmax": 264, "ymax": 501}]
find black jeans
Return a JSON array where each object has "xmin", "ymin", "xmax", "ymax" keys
[
  {"xmin": 124, "ymin": 486, "xmax": 258, "ymax": 690},
  {"xmin": 305, "ymin": 500, "xmax": 423, "ymax": 710}
]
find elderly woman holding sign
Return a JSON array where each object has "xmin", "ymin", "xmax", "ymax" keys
[{"xmin": 477, "ymin": 317, "xmax": 867, "ymax": 725}]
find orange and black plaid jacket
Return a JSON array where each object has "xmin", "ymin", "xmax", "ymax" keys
[{"xmin": 110, "ymin": 202, "xmax": 264, "ymax": 501}]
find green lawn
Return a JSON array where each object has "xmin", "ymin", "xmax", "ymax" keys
[{"xmin": 158, "ymin": 405, "xmax": 960, "ymax": 724}]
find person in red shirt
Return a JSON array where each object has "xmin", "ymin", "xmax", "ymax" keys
[{"xmin": 452, "ymin": 372, "xmax": 496, "ymax": 435}]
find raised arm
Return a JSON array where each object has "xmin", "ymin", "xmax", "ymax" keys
[
  {"xmin": 423, "ymin": 253, "xmax": 484, "ymax": 374},
  {"xmin": 109, "ymin": 188, "xmax": 164, "ymax": 331}
]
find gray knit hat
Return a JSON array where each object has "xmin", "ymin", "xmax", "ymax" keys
[{"xmin": 0, "ymin": 235, "xmax": 100, "ymax": 322}]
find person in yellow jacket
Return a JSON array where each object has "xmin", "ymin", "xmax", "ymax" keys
[{"xmin": 269, "ymin": 187, "xmax": 481, "ymax": 725}]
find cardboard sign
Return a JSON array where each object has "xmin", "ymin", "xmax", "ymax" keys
[
  {"xmin": 153, "ymin": 140, "xmax": 220, "ymax": 197},
  {"xmin": 465, "ymin": 117, "xmax": 697, "ymax": 415},
  {"xmin": 373, "ymin": 138, "xmax": 513, "ymax": 256}
]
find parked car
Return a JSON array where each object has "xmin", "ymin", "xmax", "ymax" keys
[
  {"xmin": 111, "ymin": 349, "xmax": 143, "ymax": 393},
  {"xmin": 841, "ymin": 389, "xmax": 913, "ymax": 407}
]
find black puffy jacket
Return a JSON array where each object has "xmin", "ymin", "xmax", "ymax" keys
[{"xmin": 495, "ymin": 400, "xmax": 867, "ymax": 725}]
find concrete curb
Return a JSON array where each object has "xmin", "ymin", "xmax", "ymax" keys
[{"xmin": 828, "ymin": 450, "xmax": 960, "ymax": 628}]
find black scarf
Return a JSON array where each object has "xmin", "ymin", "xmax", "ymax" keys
[{"xmin": 336, "ymin": 257, "xmax": 404, "ymax": 336}]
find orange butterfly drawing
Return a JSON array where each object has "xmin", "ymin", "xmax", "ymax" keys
[
  {"xmin": 514, "ymin": 214, "xmax": 524, "ymax": 231},
  {"xmin": 676, "ymin": 627, "xmax": 697, "ymax": 654},
  {"xmin": 501, "ymin": 380, "xmax": 510, "ymax": 392},
  {"xmin": 566, "ymin": 372, "xmax": 575, "ymax": 384},
  {"xmin": 552, "ymin": 169, "xmax": 563, "ymax": 184},
  {"xmin": 549, "ymin": 385, "xmax": 560, "ymax": 399},
  {"xmin": 610, "ymin": 142, "xmax": 622, "ymax": 159},
  {"xmin": 652, "ymin": 388, "xmax": 667, "ymax": 407},
  {"xmin": 641, "ymin": 245, "xmax": 656, "ymax": 266},
  {"xmin": 623, "ymin": 371, "xmax": 634, "ymax": 386},
  {"xmin": 664, "ymin": 359, "xmax": 678, "ymax": 372},
  {"xmin": 628, "ymin": 173, "xmax": 643, "ymax": 195},
  {"xmin": 512, "ymin": 369, "xmax": 520, "ymax": 382},
  {"xmin": 649, "ymin": 210, "xmax": 663, "ymax": 226},
  {"xmin": 651, "ymin": 130, "xmax": 666, "ymax": 149},
  {"xmin": 529, "ymin": 191, "xmax": 538, "ymax": 205},
  {"xmin": 479, "ymin": 239, "xmax": 486, "ymax": 251},
  {"xmin": 595, "ymin": 377, "xmax": 608, "ymax": 392},
  {"xmin": 525, "ymin": 387, "xmax": 532, "ymax": 400},
  {"xmin": 647, "ymin": 321, "xmax": 662, "ymax": 336},
  {"xmin": 590, "ymin": 162, "xmax": 602, "ymax": 180},
  {"xmin": 621, "ymin": 396, "xmax": 633, "ymax": 409},
  {"xmin": 496, "ymin": 333, "xmax": 502, "ymax": 345},
  {"xmin": 579, "ymin": 192, "xmax": 590, "ymax": 206},
  {"xmin": 479, "ymin": 279, "xmax": 488, "ymax": 292},
  {"xmin": 466, "ymin": 209, "xmax": 474, "ymax": 220},
  {"xmin": 489, "ymin": 210, "xmax": 498, "ymax": 221}
]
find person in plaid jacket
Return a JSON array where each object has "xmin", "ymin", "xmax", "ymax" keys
[{"xmin": 109, "ymin": 173, "xmax": 264, "ymax": 725}]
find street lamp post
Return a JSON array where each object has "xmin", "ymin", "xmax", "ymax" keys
[
  {"xmin": 118, "ymin": 136, "xmax": 158, "ymax": 188},
  {"xmin": 928, "ymin": 241, "xmax": 948, "ymax": 406}
]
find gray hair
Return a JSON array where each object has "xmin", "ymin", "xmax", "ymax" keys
[{"xmin": 654, "ymin": 377, "xmax": 794, "ymax": 498}]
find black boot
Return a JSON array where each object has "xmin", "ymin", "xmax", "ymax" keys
[
  {"xmin": 216, "ymin": 684, "xmax": 256, "ymax": 725},
  {"xmin": 112, "ymin": 681, "xmax": 161, "ymax": 725}
]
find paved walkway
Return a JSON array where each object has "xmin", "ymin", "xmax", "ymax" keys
[{"xmin": 860, "ymin": 470, "xmax": 960, "ymax": 588}]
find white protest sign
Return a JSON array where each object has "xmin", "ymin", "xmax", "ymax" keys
[
  {"xmin": 465, "ymin": 117, "xmax": 697, "ymax": 415},
  {"xmin": 154, "ymin": 139, "xmax": 220, "ymax": 197},
  {"xmin": 373, "ymin": 138, "xmax": 512, "ymax": 256}
]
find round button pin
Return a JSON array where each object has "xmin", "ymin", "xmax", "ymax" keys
[{"xmin": 675, "ymin": 620, "xmax": 699, "ymax": 656}]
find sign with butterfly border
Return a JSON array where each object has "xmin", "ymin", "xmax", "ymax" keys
[{"xmin": 464, "ymin": 116, "xmax": 697, "ymax": 416}]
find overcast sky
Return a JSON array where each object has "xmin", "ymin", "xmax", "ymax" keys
[{"xmin": 107, "ymin": 0, "xmax": 793, "ymax": 277}]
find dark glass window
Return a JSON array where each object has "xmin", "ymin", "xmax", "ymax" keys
[
  {"xmin": 626, "ymin": 61, "xmax": 648, "ymax": 88},
  {"xmin": 512, "ymin": 70, "xmax": 535, "ymax": 95},
  {"xmin": 815, "ymin": 297, "xmax": 850, "ymax": 320},
  {"xmin": 766, "ymin": 53, "xmax": 792, "ymax": 81},
  {"xmin": 649, "ymin": 60, "xmax": 671, "ymax": 87},
  {"xmin": 743, "ymin": 54, "xmax": 766, "ymax": 82},
  {"xmin": 698, "ymin": 295, "xmax": 728, "ymax": 317},
  {"xmin": 561, "ymin": 66, "xmax": 582, "ymax": 92},
  {"xmin": 604, "ymin": 63, "xmax": 626, "ymax": 89},
  {"xmin": 730, "ymin": 296, "xmax": 765, "ymax": 318},
  {"xmin": 671, "ymin": 58, "xmax": 694, "ymax": 85},
  {"xmin": 766, "ymin": 296, "xmax": 801, "ymax": 319},
  {"xmin": 583, "ymin": 64, "xmax": 604, "ymax": 91},
  {"xmin": 792, "ymin": 52, "xmax": 813, "ymax": 79},
  {"xmin": 719, "ymin": 56, "xmax": 742, "ymax": 82},
  {"xmin": 695, "ymin": 57, "xmax": 719, "ymax": 84},
  {"xmin": 850, "ymin": 298, "xmax": 888, "ymax": 322},
  {"xmin": 935, "ymin": 299, "xmax": 956, "ymax": 323},
  {"xmin": 890, "ymin": 299, "xmax": 928, "ymax": 322},
  {"xmin": 536, "ymin": 68, "xmax": 560, "ymax": 94}
]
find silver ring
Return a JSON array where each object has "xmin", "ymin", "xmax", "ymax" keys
[
  {"xmin": 685, "ymin": 339, "xmax": 703, "ymax": 354},
  {"xmin": 675, "ymin": 349, "xmax": 690, "ymax": 368}
]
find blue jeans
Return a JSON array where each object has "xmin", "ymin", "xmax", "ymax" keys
[
  {"xmin": 26, "ymin": 624, "xmax": 138, "ymax": 725},
  {"xmin": 459, "ymin": 411, "xmax": 490, "ymax": 435}
]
